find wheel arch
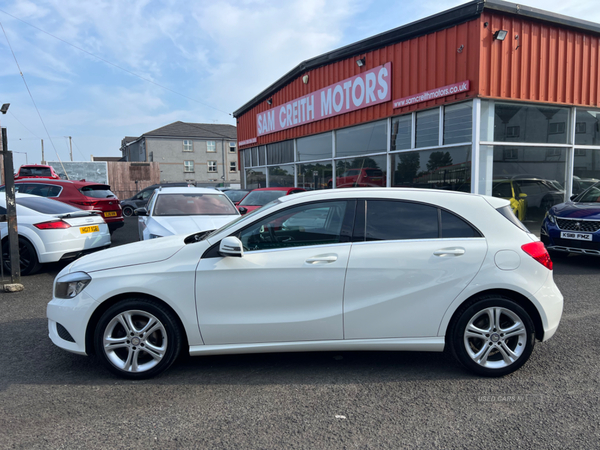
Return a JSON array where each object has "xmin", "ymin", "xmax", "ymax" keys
[
  {"xmin": 444, "ymin": 289, "xmax": 544, "ymax": 342},
  {"xmin": 85, "ymin": 292, "xmax": 189, "ymax": 356}
]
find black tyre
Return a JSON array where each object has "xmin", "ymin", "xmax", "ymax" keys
[
  {"xmin": 448, "ymin": 295, "xmax": 536, "ymax": 377},
  {"xmin": 122, "ymin": 206, "xmax": 134, "ymax": 217},
  {"xmin": 94, "ymin": 299, "xmax": 183, "ymax": 379},
  {"xmin": 2, "ymin": 237, "xmax": 42, "ymax": 275}
]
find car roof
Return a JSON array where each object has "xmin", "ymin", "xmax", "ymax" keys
[
  {"xmin": 155, "ymin": 187, "xmax": 227, "ymax": 195},
  {"xmin": 250, "ymin": 187, "xmax": 302, "ymax": 192},
  {"xmin": 12, "ymin": 178, "xmax": 109, "ymax": 187}
]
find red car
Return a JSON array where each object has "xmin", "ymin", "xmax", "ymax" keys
[
  {"xmin": 14, "ymin": 164, "xmax": 61, "ymax": 180},
  {"xmin": 3, "ymin": 178, "xmax": 124, "ymax": 233},
  {"xmin": 328, "ymin": 167, "xmax": 385, "ymax": 188},
  {"xmin": 237, "ymin": 187, "xmax": 305, "ymax": 214}
]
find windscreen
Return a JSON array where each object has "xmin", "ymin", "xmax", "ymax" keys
[
  {"xmin": 80, "ymin": 185, "xmax": 116, "ymax": 199},
  {"xmin": 574, "ymin": 182, "xmax": 600, "ymax": 203},
  {"xmin": 16, "ymin": 196, "xmax": 82, "ymax": 214},
  {"xmin": 225, "ymin": 190, "xmax": 250, "ymax": 203},
  {"xmin": 239, "ymin": 190, "xmax": 287, "ymax": 206},
  {"xmin": 153, "ymin": 193, "xmax": 238, "ymax": 216}
]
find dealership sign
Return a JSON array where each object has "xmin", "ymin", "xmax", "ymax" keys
[
  {"xmin": 257, "ymin": 62, "xmax": 392, "ymax": 136},
  {"xmin": 393, "ymin": 81, "xmax": 470, "ymax": 108}
]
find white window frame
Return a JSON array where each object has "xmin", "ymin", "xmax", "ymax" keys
[
  {"xmin": 184, "ymin": 160, "xmax": 194, "ymax": 172},
  {"xmin": 183, "ymin": 140, "xmax": 193, "ymax": 152},
  {"xmin": 229, "ymin": 161, "xmax": 237, "ymax": 172},
  {"xmin": 208, "ymin": 161, "xmax": 217, "ymax": 172},
  {"xmin": 229, "ymin": 142, "xmax": 237, "ymax": 153},
  {"xmin": 207, "ymin": 141, "xmax": 216, "ymax": 153}
]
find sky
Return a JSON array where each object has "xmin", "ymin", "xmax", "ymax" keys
[{"xmin": 1, "ymin": 0, "xmax": 600, "ymax": 168}]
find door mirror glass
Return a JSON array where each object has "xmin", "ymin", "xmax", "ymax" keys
[{"xmin": 219, "ymin": 236, "xmax": 244, "ymax": 257}]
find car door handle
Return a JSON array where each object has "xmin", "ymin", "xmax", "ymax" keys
[
  {"xmin": 433, "ymin": 248, "xmax": 465, "ymax": 257},
  {"xmin": 305, "ymin": 255, "xmax": 338, "ymax": 264}
]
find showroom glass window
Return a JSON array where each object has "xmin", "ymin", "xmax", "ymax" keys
[
  {"xmin": 246, "ymin": 168, "xmax": 267, "ymax": 189},
  {"xmin": 574, "ymin": 148, "xmax": 600, "ymax": 195},
  {"xmin": 391, "ymin": 115, "xmax": 412, "ymax": 151},
  {"xmin": 267, "ymin": 141, "xmax": 294, "ymax": 165},
  {"xmin": 336, "ymin": 121, "xmax": 387, "ymax": 157},
  {"xmin": 416, "ymin": 109, "xmax": 440, "ymax": 148},
  {"xmin": 238, "ymin": 201, "xmax": 348, "ymax": 251},
  {"xmin": 444, "ymin": 103, "xmax": 472, "ymax": 145},
  {"xmin": 575, "ymin": 108, "xmax": 600, "ymax": 146},
  {"xmin": 335, "ymin": 155, "xmax": 386, "ymax": 189},
  {"xmin": 391, "ymin": 146, "xmax": 471, "ymax": 191},
  {"xmin": 297, "ymin": 132, "xmax": 332, "ymax": 161},
  {"xmin": 268, "ymin": 165, "xmax": 295, "ymax": 187},
  {"xmin": 297, "ymin": 163, "xmax": 332, "ymax": 190},
  {"xmin": 493, "ymin": 103, "xmax": 569, "ymax": 144}
]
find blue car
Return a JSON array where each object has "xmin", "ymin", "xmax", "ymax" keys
[{"xmin": 541, "ymin": 181, "xmax": 600, "ymax": 257}]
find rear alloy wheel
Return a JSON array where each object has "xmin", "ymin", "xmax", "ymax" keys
[
  {"xmin": 449, "ymin": 296, "xmax": 535, "ymax": 377},
  {"xmin": 94, "ymin": 299, "xmax": 182, "ymax": 379},
  {"xmin": 2, "ymin": 237, "xmax": 42, "ymax": 275},
  {"xmin": 122, "ymin": 206, "xmax": 134, "ymax": 217}
]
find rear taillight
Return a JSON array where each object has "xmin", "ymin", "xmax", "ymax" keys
[
  {"xmin": 73, "ymin": 201, "xmax": 98, "ymax": 207},
  {"xmin": 34, "ymin": 220, "xmax": 71, "ymax": 230},
  {"xmin": 521, "ymin": 242, "xmax": 553, "ymax": 270}
]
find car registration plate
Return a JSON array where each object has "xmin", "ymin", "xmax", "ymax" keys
[
  {"xmin": 104, "ymin": 211, "xmax": 117, "ymax": 217},
  {"xmin": 560, "ymin": 231, "xmax": 592, "ymax": 241},
  {"xmin": 80, "ymin": 225, "xmax": 100, "ymax": 234}
]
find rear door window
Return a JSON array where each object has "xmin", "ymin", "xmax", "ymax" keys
[{"xmin": 365, "ymin": 200, "xmax": 438, "ymax": 241}]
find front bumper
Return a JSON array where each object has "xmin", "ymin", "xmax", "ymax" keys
[{"xmin": 47, "ymin": 291, "xmax": 99, "ymax": 356}]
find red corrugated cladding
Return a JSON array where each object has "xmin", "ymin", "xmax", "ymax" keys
[{"xmin": 237, "ymin": 11, "xmax": 600, "ymax": 148}]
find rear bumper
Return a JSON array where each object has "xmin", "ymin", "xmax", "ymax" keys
[{"xmin": 533, "ymin": 272, "xmax": 564, "ymax": 342}]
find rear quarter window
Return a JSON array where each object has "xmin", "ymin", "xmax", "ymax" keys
[
  {"xmin": 497, "ymin": 205, "xmax": 529, "ymax": 232},
  {"xmin": 365, "ymin": 200, "xmax": 438, "ymax": 241}
]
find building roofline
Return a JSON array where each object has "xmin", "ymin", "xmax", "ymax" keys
[{"xmin": 233, "ymin": 0, "xmax": 600, "ymax": 118}]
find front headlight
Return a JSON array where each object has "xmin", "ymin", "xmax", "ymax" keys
[
  {"xmin": 149, "ymin": 234, "xmax": 162, "ymax": 239},
  {"xmin": 54, "ymin": 272, "xmax": 92, "ymax": 299},
  {"xmin": 546, "ymin": 212, "xmax": 556, "ymax": 224}
]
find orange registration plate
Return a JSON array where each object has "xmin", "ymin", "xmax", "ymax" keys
[
  {"xmin": 80, "ymin": 225, "xmax": 100, "ymax": 234},
  {"xmin": 103, "ymin": 211, "xmax": 117, "ymax": 217}
]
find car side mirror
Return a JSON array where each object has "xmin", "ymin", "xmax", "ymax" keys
[
  {"xmin": 518, "ymin": 193, "xmax": 527, "ymax": 198},
  {"xmin": 134, "ymin": 207, "xmax": 148, "ymax": 216},
  {"xmin": 219, "ymin": 236, "xmax": 244, "ymax": 257},
  {"xmin": 570, "ymin": 194, "xmax": 577, "ymax": 201},
  {"xmin": 238, "ymin": 207, "xmax": 248, "ymax": 215}
]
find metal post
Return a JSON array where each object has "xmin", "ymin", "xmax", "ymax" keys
[
  {"xmin": 1, "ymin": 127, "xmax": 23, "ymax": 290},
  {"xmin": 69, "ymin": 136, "xmax": 73, "ymax": 161},
  {"xmin": 41, "ymin": 139, "xmax": 45, "ymax": 164}
]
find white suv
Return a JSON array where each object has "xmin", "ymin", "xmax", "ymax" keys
[{"xmin": 47, "ymin": 188, "xmax": 563, "ymax": 379}]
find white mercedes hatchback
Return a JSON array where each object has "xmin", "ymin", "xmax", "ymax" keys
[
  {"xmin": 136, "ymin": 187, "xmax": 239, "ymax": 240},
  {"xmin": 47, "ymin": 188, "xmax": 563, "ymax": 379}
]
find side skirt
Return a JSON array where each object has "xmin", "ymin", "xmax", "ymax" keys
[{"xmin": 189, "ymin": 337, "xmax": 445, "ymax": 356}]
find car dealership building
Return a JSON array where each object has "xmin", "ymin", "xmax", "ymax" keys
[{"xmin": 233, "ymin": 0, "xmax": 600, "ymax": 226}]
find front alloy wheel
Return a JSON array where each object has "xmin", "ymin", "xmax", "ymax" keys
[
  {"xmin": 94, "ymin": 299, "xmax": 182, "ymax": 379},
  {"xmin": 449, "ymin": 296, "xmax": 535, "ymax": 377}
]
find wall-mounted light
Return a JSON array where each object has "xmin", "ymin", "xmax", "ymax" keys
[
  {"xmin": 356, "ymin": 57, "xmax": 366, "ymax": 67},
  {"xmin": 267, "ymin": 98, "xmax": 272, "ymax": 105},
  {"xmin": 302, "ymin": 74, "xmax": 309, "ymax": 84},
  {"xmin": 493, "ymin": 30, "xmax": 508, "ymax": 41},
  {"xmin": 457, "ymin": 45, "xmax": 464, "ymax": 53},
  {"xmin": 0, "ymin": 103, "xmax": 9, "ymax": 114}
]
